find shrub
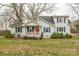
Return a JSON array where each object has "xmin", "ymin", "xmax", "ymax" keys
[
  {"xmin": 51, "ymin": 32, "xmax": 62, "ymax": 39},
  {"xmin": 64, "ymin": 33, "xmax": 72, "ymax": 38},
  {"xmin": 51, "ymin": 32, "xmax": 72, "ymax": 39},
  {"xmin": 51, "ymin": 32, "xmax": 57, "ymax": 39},
  {"xmin": 58, "ymin": 33, "xmax": 64, "ymax": 38},
  {"xmin": 4, "ymin": 30, "xmax": 15, "ymax": 38}
]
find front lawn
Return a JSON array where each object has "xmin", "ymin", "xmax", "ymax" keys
[{"xmin": 0, "ymin": 36, "xmax": 79, "ymax": 56}]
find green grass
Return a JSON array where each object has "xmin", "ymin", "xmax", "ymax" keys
[{"xmin": 0, "ymin": 36, "xmax": 79, "ymax": 55}]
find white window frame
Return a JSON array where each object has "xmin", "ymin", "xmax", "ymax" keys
[
  {"xmin": 44, "ymin": 27, "xmax": 50, "ymax": 33},
  {"xmin": 57, "ymin": 27, "xmax": 65, "ymax": 32},
  {"xmin": 27, "ymin": 26, "xmax": 34, "ymax": 33},
  {"xmin": 15, "ymin": 27, "xmax": 22, "ymax": 33}
]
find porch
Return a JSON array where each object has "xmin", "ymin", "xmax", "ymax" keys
[{"xmin": 25, "ymin": 26, "xmax": 42, "ymax": 38}]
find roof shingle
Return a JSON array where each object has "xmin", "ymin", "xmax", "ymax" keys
[{"xmin": 39, "ymin": 16, "xmax": 55, "ymax": 24}]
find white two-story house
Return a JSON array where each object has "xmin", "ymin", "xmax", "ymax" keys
[{"xmin": 10, "ymin": 15, "xmax": 71, "ymax": 38}]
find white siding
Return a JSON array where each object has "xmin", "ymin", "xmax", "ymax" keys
[
  {"xmin": 10, "ymin": 28, "xmax": 15, "ymax": 34},
  {"xmin": 37, "ymin": 20, "xmax": 54, "ymax": 38},
  {"xmin": 53, "ymin": 17, "xmax": 70, "ymax": 34},
  {"xmin": 10, "ymin": 16, "xmax": 71, "ymax": 38},
  {"xmin": 10, "ymin": 27, "xmax": 26, "ymax": 37}
]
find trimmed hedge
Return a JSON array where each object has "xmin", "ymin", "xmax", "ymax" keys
[{"xmin": 51, "ymin": 32, "xmax": 72, "ymax": 39}]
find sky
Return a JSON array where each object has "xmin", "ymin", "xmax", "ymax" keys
[
  {"xmin": 41, "ymin": 3, "xmax": 78, "ymax": 21},
  {"xmin": 0, "ymin": 3, "xmax": 78, "ymax": 21},
  {"xmin": 0, "ymin": 3, "xmax": 78, "ymax": 28},
  {"xmin": 55, "ymin": 3, "xmax": 78, "ymax": 21},
  {"xmin": 54, "ymin": 3, "xmax": 68, "ymax": 15}
]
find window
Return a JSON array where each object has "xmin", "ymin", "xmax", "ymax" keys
[
  {"xmin": 58, "ymin": 18, "xmax": 62, "ymax": 22},
  {"xmin": 59, "ymin": 27, "xmax": 63, "ymax": 32},
  {"xmin": 27, "ymin": 26, "xmax": 34, "ymax": 32},
  {"xmin": 57, "ymin": 27, "xmax": 65, "ymax": 32},
  {"xmin": 46, "ymin": 27, "xmax": 49, "ymax": 32},
  {"xmin": 57, "ymin": 18, "xmax": 63, "ymax": 23},
  {"xmin": 15, "ymin": 27, "xmax": 22, "ymax": 33},
  {"xmin": 43, "ymin": 27, "xmax": 50, "ymax": 33}
]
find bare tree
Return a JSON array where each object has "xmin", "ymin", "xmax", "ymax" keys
[
  {"xmin": 69, "ymin": 3, "xmax": 79, "ymax": 32},
  {"xmin": 0, "ymin": 3, "xmax": 24, "ymax": 23},
  {"xmin": 0, "ymin": 3, "xmax": 55, "ymax": 31},
  {"xmin": 0, "ymin": 20, "xmax": 4, "ymax": 30},
  {"xmin": 70, "ymin": 3, "xmax": 79, "ymax": 17},
  {"xmin": 0, "ymin": 3, "xmax": 55, "ymax": 23},
  {"xmin": 25, "ymin": 3, "xmax": 55, "ymax": 20}
]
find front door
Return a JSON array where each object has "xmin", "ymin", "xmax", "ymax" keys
[{"xmin": 35, "ymin": 26, "xmax": 39, "ymax": 34}]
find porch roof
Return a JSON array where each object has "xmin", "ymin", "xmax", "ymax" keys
[{"xmin": 24, "ymin": 20, "xmax": 41, "ymax": 26}]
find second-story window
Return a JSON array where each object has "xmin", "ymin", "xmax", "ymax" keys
[
  {"xmin": 59, "ymin": 18, "xmax": 62, "ymax": 22},
  {"xmin": 57, "ymin": 18, "xmax": 62, "ymax": 23},
  {"xmin": 64, "ymin": 17, "xmax": 66, "ymax": 23}
]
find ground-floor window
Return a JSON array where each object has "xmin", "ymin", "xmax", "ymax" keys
[
  {"xmin": 27, "ymin": 26, "xmax": 34, "ymax": 32},
  {"xmin": 57, "ymin": 27, "xmax": 65, "ymax": 32},
  {"xmin": 15, "ymin": 27, "xmax": 22, "ymax": 33},
  {"xmin": 43, "ymin": 27, "xmax": 50, "ymax": 33}
]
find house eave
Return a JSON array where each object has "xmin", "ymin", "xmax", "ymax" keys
[{"xmin": 38, "ymin": 18, "xmax": 55, "ymax": 26}]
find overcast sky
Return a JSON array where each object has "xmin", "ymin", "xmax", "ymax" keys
[
  {"xmin": 0, "ymin": 3, "xmax": 78, "ymax": 21},
  {"xmin": 55, "ymin": 3, "xmax": 78, "ymax": 21},
  {"xmin": 41, "ymin": 3, "xmax": 78, "ymax": 21}
]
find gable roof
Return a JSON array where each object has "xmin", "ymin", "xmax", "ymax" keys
[
  {"xmin": 39, "ymin": 15, "xmax": 71, "ymax": 24},
  {"xmin": 10, "ymin": 15, "xmax": 71, "ymax": 28},
  {"xmin": 24, "ymin": 20, "xmax": 40, "ymax": 26},
  {"xmin": 39, "ymin": 16, "xmax": 54, "ymax": 24}
]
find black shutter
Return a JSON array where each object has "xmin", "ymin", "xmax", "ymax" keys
[
  {"xmin": 44, "ymin": 27, "xmax": 45, "ymax": 33},
  {"xmin": 64, "ymin": 17, "xmax": 66, "ymax": 23},
  {"xmin": 57, "ymin": 27, "xmax": 58, "ymax": 32},
  {"xmin": 20, "ymin": 27, "xmax": 22, "ymax": 33},
  {"xmin": 64, "ymin": 27, "xmax": 65, "ymax": 32},
  {"xmin": 27, "ymin": 26, "xmax": 29, "ymax": 32},
  {"xmin": 57, "ymin": 17, "xmax": 58, "ymax": 23},
  {"xmin": 49, "ymin": 27, "xmax": 50, "ymax": 33},
  {"xmin": 15, "ymin": 27, "xmax": 17, "ymax": 33}
]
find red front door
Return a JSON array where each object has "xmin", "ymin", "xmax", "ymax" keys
[{"xmin": 35, "ymin": 26, "xmax": 39, "ymax": 33}]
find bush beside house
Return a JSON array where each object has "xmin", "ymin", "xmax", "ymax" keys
[
  {"xmin": 2, "ymin": 30, "xmax": 72, "ymax": 39},
  {"xmin": 4, "ymin": 30, "xmax": 15, "ymax": 38},
  {"xmin": 51, "ymin": 32, "xmax": 72, "ymax": 39}
]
